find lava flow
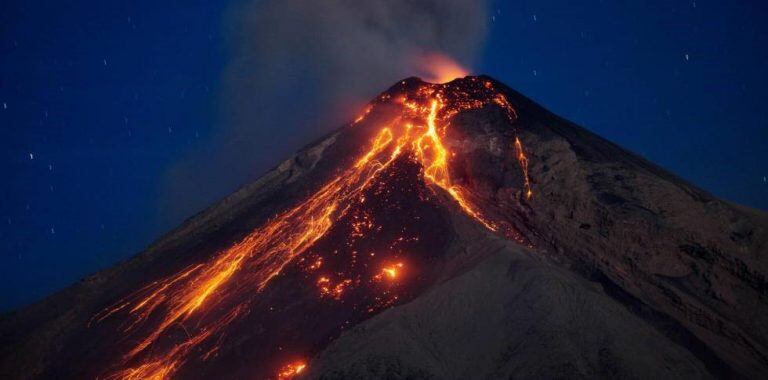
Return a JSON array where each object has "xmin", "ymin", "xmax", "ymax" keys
[
  {"xmin": 91, "ymin": 77, "xmax": 533, "ymax": 379},
  {"xmin": 276, "ymin": 361, "xmax": 307, "ymax": 380}
]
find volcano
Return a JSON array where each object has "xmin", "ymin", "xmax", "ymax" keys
[{"xmin": 2, "ymin": 76, "xmax": 767, "ymax": 379}]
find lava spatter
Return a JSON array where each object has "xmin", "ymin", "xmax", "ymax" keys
[{"xmin": 91, "ymin": 77, "xmax": 534, "ymax": 379}]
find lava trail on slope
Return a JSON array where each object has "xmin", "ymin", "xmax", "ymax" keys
[
  {"xmin": 5, "ymin": 75, "xmax": 767, "ymax": 379},
  {"xmin": 86, "ymin": 77, "xmax": 534, "ymax": 379}
]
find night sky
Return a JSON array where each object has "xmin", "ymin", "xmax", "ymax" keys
[{"xmin": 1, "ymin": 0, "xmax": 766, "ymax": 311}]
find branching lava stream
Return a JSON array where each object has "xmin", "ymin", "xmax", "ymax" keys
[{"xmin": 91, "ymin": 77, "xmax": 533, "ymax": 379}]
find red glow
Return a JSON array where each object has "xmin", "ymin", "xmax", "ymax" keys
[
  {"xmin": 514, "ymin": 137, "xmax": 533, "ymax": 199},
  {"xmin": 374, "ymin": 262, "xmax": 405, "ymax": 281},
  {"xmin": 277, "ymin": 360, "xmax": 307, "ymax": 379},
  {"xmin": 412, "ymin": 52, "xmax": 470, "ymax": 84}
]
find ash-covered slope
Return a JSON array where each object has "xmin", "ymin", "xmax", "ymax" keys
[{"xmin": 1, "ymin": 76, "xmax": 767, "ymax": 380}]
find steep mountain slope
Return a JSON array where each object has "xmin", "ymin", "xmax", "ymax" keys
[
  {"xmin": 1, "ymin": 76, "xmax": 766, "ymax": 380},
  {"xmin": 306, "ymin": 228, "xmax": 713, "ymax": 379}
]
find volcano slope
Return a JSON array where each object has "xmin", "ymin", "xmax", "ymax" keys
[{"xmin": 1, "ymin": 76, "xmax": 767, "ymax": 380}]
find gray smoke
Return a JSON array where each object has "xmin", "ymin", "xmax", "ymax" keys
[{"xmin": 160, "ymin": 0, "xmax": 489, "ymax": 227}]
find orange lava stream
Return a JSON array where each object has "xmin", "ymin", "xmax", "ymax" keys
[
  {"xmin": 94, "ymin": 79, "xmax": 532, "ymax": 379},
  {"xmin": 514, "ymin": 137, "xmax": 533, "ymax": 199},
  {"xmin": 414, "ymin": 99, "xmax": 499, "ymax": 231},
  {"xmin": 277, "ymin": 361, "xmax": 307, "ymax": 379}
]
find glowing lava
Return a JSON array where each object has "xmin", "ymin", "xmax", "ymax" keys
[
  {"xmin": 412, "ymin": 52, "xmax": 470, "ymax": 84},
  {"xmin": 514, "ymin": 137, "xmax": 533, "ymax": 199},
  {"xmin": 374, "ymin": 263, "xmax": 405, "ymax": 280},
  {"xmin": 92, "ymin": 77, "xmax": 533, "ymax": 379},
  {"xmin": 277, "ymin": 361, "xmax": 307, "ymax": 379}
]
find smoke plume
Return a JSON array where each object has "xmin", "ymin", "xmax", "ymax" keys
[{"xmin": 161, "ymin": 0, "xmax": 489, "ymax": 227}]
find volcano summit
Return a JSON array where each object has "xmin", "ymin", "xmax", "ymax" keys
[{"xmin": 1, "ymin": 76, "xmax": 767, "ymax": 379}]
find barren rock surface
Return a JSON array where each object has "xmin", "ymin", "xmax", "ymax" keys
[{"xmin": 308, "ymin": 241, "xmax": 713, "ymax": 379}]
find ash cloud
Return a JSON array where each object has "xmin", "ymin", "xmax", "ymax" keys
[{"xmin": 160, "ymin": 0, "xmax": 489, "ymax": 227}]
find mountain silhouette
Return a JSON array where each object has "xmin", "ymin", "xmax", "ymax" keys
[{"xmin": 2, "ymin": 76, "xmax": 766, "ymax": 379}]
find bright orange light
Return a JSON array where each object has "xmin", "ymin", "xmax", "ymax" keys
[
  {"xmin": 352, "ymin": 105, "xmax": 372, "ymax": 125},
  {"xmin": 412, "ymin": 52, "xmax": 470, "ymax": 84},
  {"xmin": 374, "ymin": 262, "xmax": 405, "ymax": 281},
  {"xmin": 381, "ymin": 262, "xmax": 404, "ymax": 279},
  {"xmin": 514, "ymin": 137, "xmax": 533, "ymax": 199},
  {"xmin": 92, "ymin": 77, "xmax": 533, "ymax": 379},
  {"xmin": 277, "ymin": 360, "xmax": 307, "ymax": 379}
]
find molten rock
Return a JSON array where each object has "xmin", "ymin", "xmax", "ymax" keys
[{"xmin": 1, "ymin": 76, "xmax": 767, "ymax": 379}]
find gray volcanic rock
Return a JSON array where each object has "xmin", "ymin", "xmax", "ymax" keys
[
  {"xmin": 306, "ymin": 225, "xmax": 713, "ymax": 379},
  {"xmin": 1, "ymin": 76, "xmax": 766, "ymax": 380},
  {"xmin": 492, "ymin": 83, "xmax": 768, "ymax": 379}
]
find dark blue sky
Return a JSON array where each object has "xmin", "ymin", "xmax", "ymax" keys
[{"xmin": 1, "ymin": 0, "xmax": 766, "ymax": 311}]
